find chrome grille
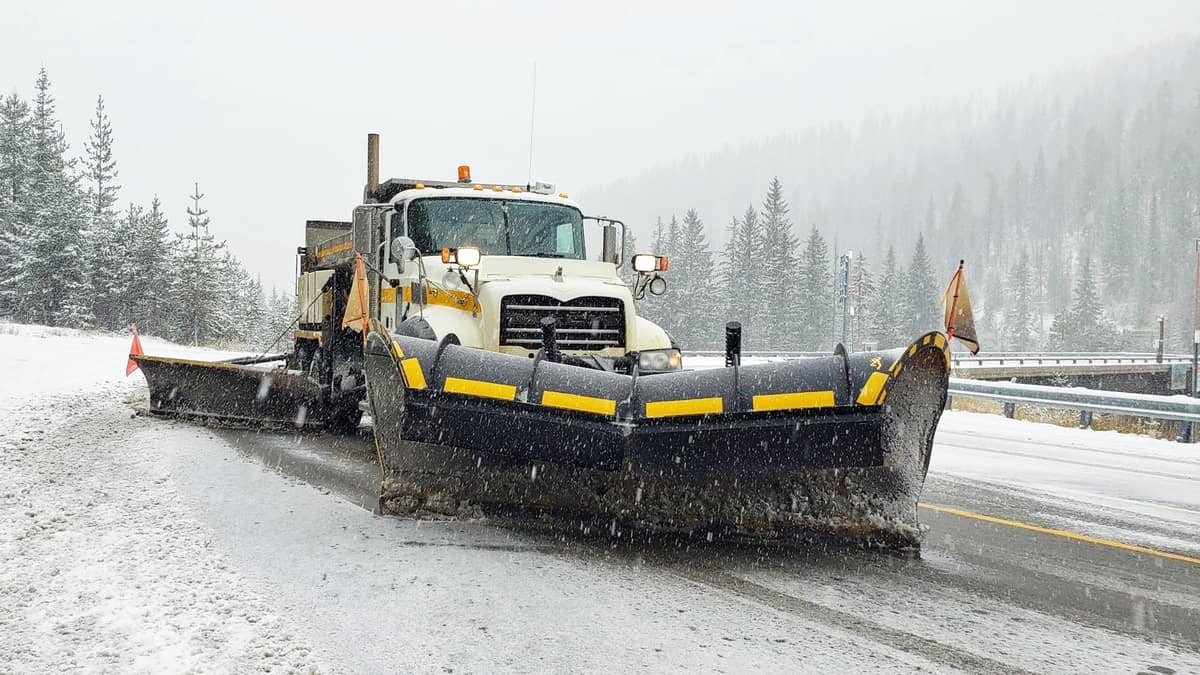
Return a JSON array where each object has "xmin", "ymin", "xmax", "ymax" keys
[{"xmin": 500, "ymin": 295, "xmax": 625, "ymax": 351}]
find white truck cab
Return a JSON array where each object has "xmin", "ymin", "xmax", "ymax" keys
[{"xmin": 296, "ymin": 164, "xmax": 678, "ymax": 380}]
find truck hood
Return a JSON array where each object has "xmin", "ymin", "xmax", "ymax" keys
[{"xmin": 472, "ymin": 256, "xmax": 620, "ymax": 281}]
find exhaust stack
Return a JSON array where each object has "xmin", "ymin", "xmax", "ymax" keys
[{"xmin": 366, "ymin": 133, "xmax": 380, "ymax": 202}]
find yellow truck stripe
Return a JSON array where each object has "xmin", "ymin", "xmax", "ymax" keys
[
  {"xmin": 856, "ymin": 372, "xmax": 890, "ymax": 405},
  {"xmin": 380, "ymin": 287, "xmax": 396, "ymax": 303},
  {"xmin": 541, "ymin": 391, "xmax": 617, "ymax": 416},
  {"xmin": 443, "ymin": 377, "xmax": 516, "ymax": 400},
  {"xmin": 401, "ymin": 358, "xmax": 427, "ymax": 389},
  {"xmin": 645, "ymin": 397, "xmax": 723, "ymax": 418},
  {"xmin": 316, "ymin": 241, "xmax": 352, "ymax": 257},
  {"xmin": 752, "ymin": 390, "xmax": 835, "ymax": 411}
]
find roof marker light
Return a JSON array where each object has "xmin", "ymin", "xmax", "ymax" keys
[
  {"xmin": 492, "ymin": 185, "xmax": 502, "ymax": 192},
  {"xmin": 559, "ymin": 192, "xmax": 569, "ymax": 199},
  {"xmin": 473, "ymin": 184, "xmax": 483, "ymax": 191}
]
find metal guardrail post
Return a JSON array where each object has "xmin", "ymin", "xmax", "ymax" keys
[
  {"xmin": 1003, "ymin": 402, "xmax": 1016, "ymax": 418},
  {"xmin": 1079, "ymin": 410, "xmax": 1093, "ymax": 429}
]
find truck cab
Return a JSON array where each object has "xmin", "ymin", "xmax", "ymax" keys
[{"xmin": 295, "ymin": 162, "xmax": 678, "ymax": 408}]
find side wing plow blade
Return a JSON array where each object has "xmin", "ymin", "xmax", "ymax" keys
[{"xmin": 133, "ymin": 354, "xmax": 326, "ymax": 429}]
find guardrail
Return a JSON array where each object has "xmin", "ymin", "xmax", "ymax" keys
[
  {"xmin": 951, "ymin": 353, "xmax": 1191, "ymax": 367},
  {"xmin": 947, "ymin": 377, "xmax": 1200, "ymax": 441},
  {"xmin": 686, "ymin": 350, "xmax": 1192, "ymax": 367}
]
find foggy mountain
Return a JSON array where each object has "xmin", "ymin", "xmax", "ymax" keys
[{"xmin": 587, "ymin": 36, "xmax": 1200, "ymax": 351}]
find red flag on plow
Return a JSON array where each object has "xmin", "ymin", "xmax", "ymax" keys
[
  {"xmin": 126, "ymin": 323, "xmax": 144, "ymax": 376},
  {"xmin": 940, "ymin": 260, "xmax": 980, "ymax": 354}
]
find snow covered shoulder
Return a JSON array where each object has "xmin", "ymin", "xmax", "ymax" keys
[{"xmin": 0, "ymin": 324, "xmax": 318, "ymax": 671}]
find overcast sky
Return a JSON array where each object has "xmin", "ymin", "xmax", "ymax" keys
[{"xmin": 3, "ymin": 1, "xmax": 1199, "ymax": 290}]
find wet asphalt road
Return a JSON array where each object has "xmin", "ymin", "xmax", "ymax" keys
[{"xmin": 213, "ymin": 426, "xmax": 1200, "ymax": 674}]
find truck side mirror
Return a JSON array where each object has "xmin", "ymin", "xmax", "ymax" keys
[
  {"xmin": 601, "ymin": 224, "xmax": 618, "ymax": 265},
  {"xmin": 390, "ymin": 236, "xmax": 418, "ymax": 273}
]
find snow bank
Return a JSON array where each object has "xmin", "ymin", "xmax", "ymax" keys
[{"xmin": 0, "ymin": 323, "xmax": 319, "ymax": 672}]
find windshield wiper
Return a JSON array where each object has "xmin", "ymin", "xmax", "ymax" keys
[{"xmin": 523, "ymin": 252, "xmax": 573, "ymax": 258}]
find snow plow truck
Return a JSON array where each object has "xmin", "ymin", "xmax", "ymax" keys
[{"xmin": 133, "ymin": 133, "xmax": 953, "ymax": 548}]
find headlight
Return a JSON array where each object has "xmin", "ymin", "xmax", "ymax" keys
[
  {"xmin": 631, "ymin": 253, "xmax": 667, "ymax": 273},
  {"xmin": 638, "ymin": 348, "xmax": 682, "ymax": 372},
  {"xmin": 439, "ymin": 246, "xmax": 482, "ymax": 268},
  {"xmin": 455, "ymin": 246, "xmax": 481, "ymax": 267}
]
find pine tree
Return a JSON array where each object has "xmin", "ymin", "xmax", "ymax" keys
[
  {"xmin": 637, "ymin": 215, "xmax": 673, "ymax": 329},
  {"xmin": 902, "ymin": 234, "xmax": 939, "ymax": 336},
  {"xmin": 1070, "ymin": 255, "xmax": 1119, "ymax": 349},
  {"xmin": 174, "ymin": 182, "xmax": 226, "ymax": 343},
  {"xmin": 130, "ymin": 196, "xmax": 175, "ymax": 334},
  {"xmin": 216, "ymin": 250, "xmax": 252, "ymax": 343},
  {"xmin": 1100, "ymin": 180, "xmax": 1132, "ymax": 302},
  {"xmin": 869, "ymin": 245, "xmax": 904, "ymax": 348},
  {"xmin": 1003, "ymin": 250, "xmax": 1036, "ymax": 349},
  {"xmin": 850, "ymin": 252, "xmax": 874, "ymax": 351},
  {"xmin": 796, "ymin": 225, "xmax": 832, "ymax": 349},
  {"xmin": 18, "ymin": 69, "xmax": 93, "ymax": 326},
  {"xmin": 84, "ymin": 95, "xmax": 124, "ymax": 328},
  {"xmin": 721, "ymin": 206, "xmax": 763, "ymax": 346},
  {"xmin": 1050, "ymin": 256, "xmax": 1120, "ymax": 350},
  {"xmin": 665, "ymin": 214, "xmax": 680, "ymax": 260},
  {"xmin": 670, "ymin": 208, "xmax": 718, "ymax": 348},
  {"xmin": 262, "ymin": 286, "xmax": 298, "ymax": 353},
  {"xmin": 758, "ymin": 177, "xmax": 798, "ymax": 348},
  {"xmin": 0, "ymin": 91, "xmax": 33, "ymax": 316}
]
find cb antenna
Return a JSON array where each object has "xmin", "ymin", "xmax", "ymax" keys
[{"xmin": 526, "ymin": 61, "xmax": 537, "ymax": 191}]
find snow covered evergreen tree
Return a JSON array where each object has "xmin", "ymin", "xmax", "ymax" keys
[
  {"xmin": 1049, "ymin": 255, "xmax": 1120, "ymax": 351},
  {"xmin": 669, "ymin": 209, "xmax": 718, "ymax": 348},
  {"xmin": 758, "ymin": 177, "xmax": 798, "ymax": 349},
  {"xmin": 262, "ymin": 286, "xmax": 299, "ymax": 353},
  {"xmin": 129, "ymin": 196, "xmax": 175, "ymax": 334},
  {"xmin": 173, "ymin": 182, "xmax": 226, "ymax": 343},
  {"xmin": 849, "ymin": 252, "xmax": 874, "ymax": 351},
  {"xmin": 720, "ymin": 206, "xmax": 763, "ymax": 346},
  {"xmin": 902, "ymin": 234, "xmax": 939, "ymax": 336},
  {"xmin": 0, "ymin": 91, "xmax": 33, "ymax": 316},
  {"xmin": 17, "ymin": 69, "xmax": 93, "ymax": 327},
  {"xmin": 868, "ymin": 246, "xmax": 904, "ymax": 348},
  {"xmin": 84, "ymin": 95, "xmax": 125, "ymax": 328},
  {"xmin": 1003, "ymin": 250, "xmax": 1036, "ymax": 350},
  {"xmin": 795, "ymin": 225, "xmax": 832, "ymax": 349}
]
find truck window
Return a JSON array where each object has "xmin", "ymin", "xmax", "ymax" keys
[{"xmin": 406, "ymin": 197, "xmax": 585, "ymax": 259}]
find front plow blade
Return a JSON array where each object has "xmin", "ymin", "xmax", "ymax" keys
[
  {"xmin": 133, "ymin": 354, "xmax": 327, "ymax": 429},
  {"xmin": 364, "ymin": 330, "xmax": 950, "ymax": 548}
]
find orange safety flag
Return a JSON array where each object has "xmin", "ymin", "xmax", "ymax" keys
[
  {"xmin": 126, "ymin": 323, "xmax": 144, "ymax": 376},
  {"xmin": 341, "ymin": 251, "xmax": 371, "ymax": 339},
  {"xmin": 940, "ymin": 260, "xmax": 980, "ymax": 355}
]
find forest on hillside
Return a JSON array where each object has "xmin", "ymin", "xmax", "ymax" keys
[
  {"xmin": 596, "ymin": 37, "xmax": 1200, "ymax": 353},
  {"xmin": 0, "ymin": 69, "xmax": 295, "ymax": 346}
]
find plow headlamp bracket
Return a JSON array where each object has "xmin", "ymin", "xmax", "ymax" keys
[
  {"xmin": 648, "ymin": 275, "xmax": 667, "ymax": 296},
  {"xmin": 638, "ymin": 348, "xmax": 683, "ymax": 372}
]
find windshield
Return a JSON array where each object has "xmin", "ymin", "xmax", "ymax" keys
[{"xmin": 405, "ymin": 197, "xmax": 585, "ymax": 260}]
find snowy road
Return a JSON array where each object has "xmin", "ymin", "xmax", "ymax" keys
[{"xmin": 2, "ymin": 326, "xmax": 1199, "ymax": 673}]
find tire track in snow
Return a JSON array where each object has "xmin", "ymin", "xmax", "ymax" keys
[{"xmin": 670, "ymin": 565, "xmax": 1032, "ymax": 674}]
